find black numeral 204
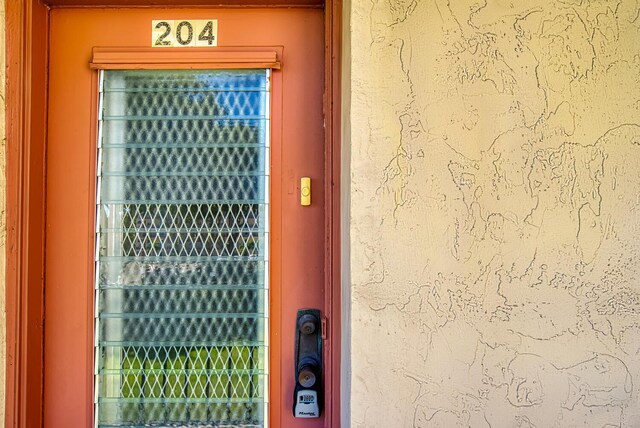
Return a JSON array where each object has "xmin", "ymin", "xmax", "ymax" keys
[{"xmin": 154, "ymin": 20, "xmax": 216, "ymax": 47}]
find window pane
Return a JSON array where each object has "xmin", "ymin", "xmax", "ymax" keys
[{"xmin": 95, "ymin": 69, "xmax": 269, "ymax": 428}]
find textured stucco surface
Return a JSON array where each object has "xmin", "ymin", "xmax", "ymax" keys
[{"xmin": 348, "ymin": 0, "xmax": 640, "ymax": 426}]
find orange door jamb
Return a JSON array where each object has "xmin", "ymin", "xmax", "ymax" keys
[{"xmin": 5, "ymin": 1, "xmax": 341, "ymax": 427}]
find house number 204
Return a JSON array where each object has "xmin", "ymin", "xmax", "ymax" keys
[{"xmin": 151, "ymin": 20, "xmax": 218, "ymax": 47}]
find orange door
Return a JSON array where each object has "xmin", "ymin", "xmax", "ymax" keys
[{"xmin": 45, "ymin": 7, "xmax": 325, "ymax": 427}]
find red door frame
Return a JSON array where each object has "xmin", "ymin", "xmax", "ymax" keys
[{"xmin": 5, "ymin": 1, "xmax": 341, "ymax": 427}]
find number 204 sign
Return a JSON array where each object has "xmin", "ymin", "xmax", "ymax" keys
[{"xmin": 152, "ymin": 20, "xmax": 218, "ymax": 47}]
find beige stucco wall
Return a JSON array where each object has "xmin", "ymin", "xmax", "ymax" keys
[{"xmin": 348, "ymin": 0, "xmax": 640, "ymax": 426}]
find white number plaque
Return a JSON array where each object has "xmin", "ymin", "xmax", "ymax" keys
[{"xmin": 152, "ymin": 20, "xmax": 218, "ymax": 47}]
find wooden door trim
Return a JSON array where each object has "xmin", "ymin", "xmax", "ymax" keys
[
  {"xmin": 323, "ymin": 0, "xmax": 342, "ymax": 427},
  {"xmin": 5, "ymin": 2, "xmax": 341, "ymax": 427},
  {"xmin": 5, "ymin": 1, "xmax": 49, "ymax": 427},
  {"xmin": 90, "ymin": 47, "xmax": 282, "ymax": 69},
  {"xmin": 48, "ymin": 0, "xmax": 325, "ymax": 7}
]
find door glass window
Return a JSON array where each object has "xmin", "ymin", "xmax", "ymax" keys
[{"xmin": 95, "ymin": 69, "xmax": 270, "ymax": 427}]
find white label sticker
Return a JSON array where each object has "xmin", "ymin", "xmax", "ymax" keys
[
  {"xmin": 295, "ymin": 390, "xmax": 320, "ymax": 418},
  {"xmin": 152, "ymin": 20, "xmax": 218, "ymax": 47}
]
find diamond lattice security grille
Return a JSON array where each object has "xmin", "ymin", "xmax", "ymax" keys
[{"xmin": 95, "ymin": 69, "xmax": 269, "ymax": 428}]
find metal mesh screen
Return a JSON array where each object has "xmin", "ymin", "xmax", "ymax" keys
[{"xmin": 95, "ymin": 69, "xmax": 270, "ymax": 428}]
